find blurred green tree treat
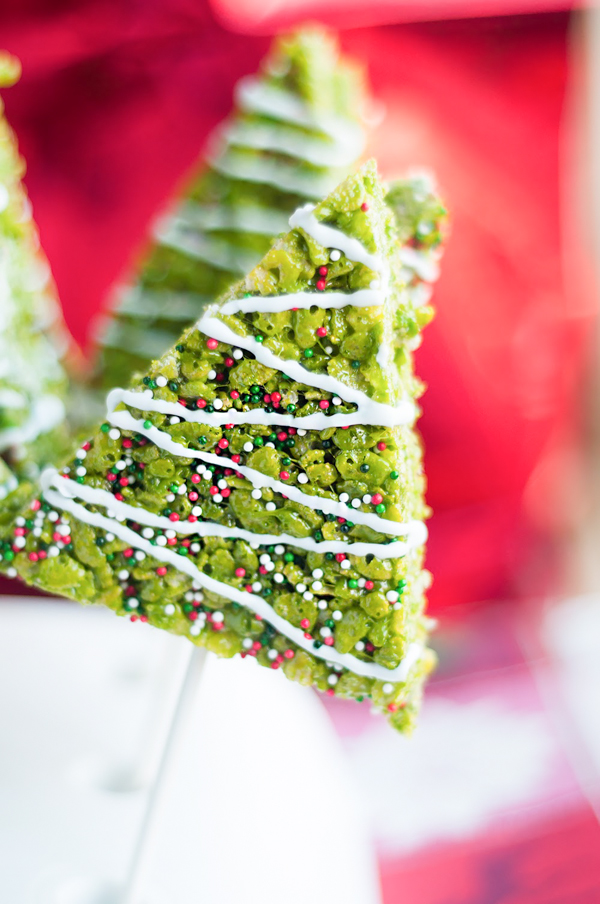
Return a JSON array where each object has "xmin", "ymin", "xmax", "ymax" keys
[
  {"xmin": 3, "ymin": 161, "xmax": 442, "ymax": 732},
  {"xmin": 93, "ymin": 26, "xmax": 371, "ymax": 390},
  {"xmin": 0, "ymin": 53, "xmax": 73, "ymax": 491}
]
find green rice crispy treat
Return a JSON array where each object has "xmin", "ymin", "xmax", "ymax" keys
[
  {"xmin": 93, "ymin": 26, "xmax": 370, "ymax": 389},
  {"xmin": 3, "ymin": 162, "xmax": 439, "ymax": 732},
  {"xmin": 0, "ymin": 53, "xmax": 73, "ymax": 487}
]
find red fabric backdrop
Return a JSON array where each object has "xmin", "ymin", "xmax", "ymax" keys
[{"xmin": 0, "ymin": 2, "xmax": 595, "ymax": 611}]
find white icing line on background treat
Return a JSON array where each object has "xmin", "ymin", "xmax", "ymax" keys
[
  {"xmin": 222, "ymin": 120, "xmax": 361, "ymax": 168},
  {"xmin": 398, "ymin": 247, "xmax": 440, "ymax": 283},
  {"xmin": 210, "ymin": 153, "xmax": 339, "ymax": 200},
  {"xmin": 289, "ymin": 204, "xmax": 383, "ymax": 272},
  {"xmin": 219, "ymin": 286, "xmax": 385, "ymax": 315},
  {"xmin": 46, "ymin": 470, "xmax": 426, "ymax": 558},
  {"xmin": 193, "ymin": 317, "xmax": 412, "ymax": 427},
  {"xmin": 155, "ymin": 220, "xmax": 257, "ymax": 274},
  {"xmin": 41, "ymin": 469, "xmax": 423, "ymax": 683},
  {"xmin": 104, "ymin": 407, "xmax": 420, "ymax": 537},
  {"xmin": 176, "ymin": 202, "xmax": 289, "ymax": 237}
]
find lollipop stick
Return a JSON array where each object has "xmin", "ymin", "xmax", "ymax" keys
[{"xmin": 122, "ymin": 644, "xmax": 208, "ymax": 904}]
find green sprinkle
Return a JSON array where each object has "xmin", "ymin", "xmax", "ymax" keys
[
  {"xmin": 143, "ymin": 420, "xmax": 152, "ymax": 430},
  {"xmin": 390, "ymin": 470, "xmax": 399, "ymax": 480},
  {"xmin": 314, "ymin": 530, "xmax": 323, "ymax": 541},
  {"xmin": 351, "ymin": 360, "xmax": 360, "ymax": 369},
  {"xmin": 304, "ymin": 349, "xmax": 314, "ymax": 358},
  {"xmin": 284, "ymin": 553, "xmax": 294, "ymax": 563},
  {"xmin": 100, "ymin": 423, "xmax": 109, "ymax": 433},
  {"xmin": 254, "ymin": 437, "xmax": 264, "ymax": 447},
  {"xmin": 360, "ymin": 464, "xmax": 369, "ymax": 473},
  {"xmin": 348, "ymin": 579, "xmax": 359, "ymax": 589},
  {"xmin": 375, "ymin": 503, "xmax": 386, "ymax": 513},
  {"xmin": 286, "ymin": 404, "xmax": 296, "ymax": 413},
  {"xmin": 255, "ymin": 335, "xmax": 264, "ymax": 343}
]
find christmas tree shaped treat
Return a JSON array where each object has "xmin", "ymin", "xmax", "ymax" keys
[
  {"xmin": 5, "ymin": 161, "xmax": 436, "ymax": 732},
  {"xmin": 0, "ymin": 54, "xmax": 72, "ymax": 489},
  {"xmin": 94, "ymin": 26, "xmax": 369, "ymax": 389}
]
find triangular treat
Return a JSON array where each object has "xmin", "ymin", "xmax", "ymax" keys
[
  {"xmin": 93, "ymin": 26, "xmax": 370, "ymax": 389},
  {"xmin": 0, "ymin": 54, "xmax": 73, "ymax": 492},
  {"xmin": 4, "ymin": 162, "xmax": 437, "ymax": 732}
]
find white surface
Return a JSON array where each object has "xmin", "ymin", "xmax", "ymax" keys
[{"xmin": 0, "ymin": 598, "xmax": 381, "ymax": 904}]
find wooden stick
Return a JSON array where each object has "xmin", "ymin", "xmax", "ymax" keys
[{"xmin": 121, "ymin": 644, "xmax": 208, "ymax": 904}]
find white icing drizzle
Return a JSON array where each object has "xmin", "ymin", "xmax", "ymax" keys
[
  {"xmin": 45, "ymin": 470, "xmax": 426, "ymax": 558},
  {"xmin": 219, "ymin": 286, "xmax": 384, "ymax": 315},
  {"xmin": 0, "ymin": 394, "xmax": 65, "ymax": 453},
  {"xmin": 41, "ymin": 468, "xmax": 423, "ymax": 683},
  {"xmin": 398, "ymin": 246, "xmax": 440, "ymax": 283},
  {"xmin": 155, "ymin": 219, "xmax": 257, "ymax": 274},
  {"xmin": 105, "ymin": 405, "xmax": 418, "ymax": 538},
  {"xmin": 221, "ymin": 120, "xmax": 360, "ymax": 168},
  {"xmin": 235, "ymin": 77, "xmax": 365, "ymax": 156},
  {"xmin": 176, "ymin": 201, "xmax": 289, "ymax": 238},
  {"xmin": 195, "ymin": 317, "xmax": 413, "ymax": 428},
  {"xmin": 210, "ymin": 153, "xmax": 339, "ymax": 200},
  {"xmin": 289, "ymin": 204, "xmax": 383, "ymax": 272}
]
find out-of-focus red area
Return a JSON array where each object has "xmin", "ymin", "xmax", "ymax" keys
[{"xmin": 0, "ymin": 2, "xmax": 595, "ymax": 611}]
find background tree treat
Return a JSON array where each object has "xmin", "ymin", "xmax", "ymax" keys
[
  {"xmin": 93, "ymin": 27, "xmax": 371, "ymax": 390},
  {"xmin": 0, "ymin": 53, "xmax": 74, "ymax": 492},
  {"xmin": 2, "ymin": 162, "xmax": 440, "ymax": 732}
]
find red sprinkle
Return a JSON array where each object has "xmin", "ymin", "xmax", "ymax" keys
[
  {"xmin": 326, "ymin": 688, "xmax": 335, "ymax": 696},
  {"xmin": 119, "ymin": 477, "xmax": 128, "ymax": 487},
  {"xmin": 300, "ymin": 618, "xmax": 310, "ymax": 629},
  {"xmin": 156, "ymin": 567, "xmax": 167, "ymax": 576},
  {"xmin": 271, "ymin": 392, "xmax": 282, "ymax": 404},
  {"xmin": 235, "ymin": 567, "xmax": 246, "ymax": 578},
  {"xmin": 107, "ymin": 473, "xmax": 117, "ymax": 482},
  {"xmin": 220, "ymin": 488, "xmax": 231, "ymax": 498},
  {"xmin": 191, "ymin": 474, "xmax": 201, "ymax": 484},
  {"xmin": 279, "ymin": 471, "xmax": 290, "ymax": 480},
  {"xmin": 316, "ymin": 327, "xmax": 328, "ymax": 337},
  {"xmin": 316, "ymin": 279, "xmax": 326, "ymax": 291},
  {"xmin": 169, "ymin": 513, "xmax": 180, "ymax": 522},
  {"xmin": 361, "ymin": 202, "xmax": 369, "ymax": 211},
  {"xmin": 209, "ymin": 486, "xmax": 219, "ymax": 496},
  {"xmin": 28, "ymin": 552, "xmax": 39, "ymax": 562},
  {"xmin": 178, "ymin": 398, "xmax": 187, "ymax": 407},
  {"xmin": 284, "ymin": 649, "xmax": 295, "ymax": 659},
  {"xmin": 365, "ymin": 580, "xmax": 375, "ymax": 590},
  {"xmin": 318, "ymin": 266, "xmax": 328, "ymax": 276},
  {"xmin": 324, "ymin": 636, "xmax": 334, "ymax": 646},
  {"xmin": 335, "ymin": 555, "xmax": 346, "ymax": 563},
  {"xmin": 188, "ymin": 515, "xmax": 197, "ymax": 523},
  {"xmin": 123, "ymin": 548, "xmax": 134, "ymax": 558},
  {"xmin": 319, "ymin": 400, "xmax": 329, "ymax": 410},
  {"xmin": 31, "ymin": 499, "xmax": 41, "ymax": 512},
  {"xmin": 230, "ymin": 390, "xmax": 240, "ymax": 400},
  {"xmin": 206, "ymin": 338, "xmax": 218, "ymax": 350},
  {"xmin": 114, "ymin": 493, "xmax": 124, "ymax": 502},
  {"xmin": 377, "ymin": 442, "xmax": 387, "ymax": 451},
  {"xmin": 217, "ymin": 438, "xmax": 229, "ymax": 449},
  {"xmin": 387, "ymin": 703, "xmax": 399, "ymax": 713},
  {"xmin": 196, "ymin": 399, "xmax": 207, "ymax": 409},
  {"xmin": 188, "ymin": 491, "xmax": 199, "ymax": 501},
  {"xmin": 224, "ymin": 357, "xmax": 234, "ymax": 367},
  {"xmin": 371, "ymin": 493, "xmax": 383, "ymax": 505},
  {"xmin": 277, "ymin": 431, "xmax": 287, "ymax": 441}
]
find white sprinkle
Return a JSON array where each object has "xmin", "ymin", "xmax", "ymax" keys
[
  {"xmin": 177, "ymin": 485, "xmax": 187, "ymax": 495},
  {"xmin": 128, "ymin": 598, "xmax": 139, "ymax": 609},
  {"xmin": 156, "ymin": 376, "xmax": 167, "ymax": 387},
  {"xmin": 332, "ymin": 610, "xmax": 343, "ymax": 621},
  {"xmin": 351, "ymin": 498, "xmax": 361, "ymax": 509},
  {"xmin": 297, "ymin": 429, "xmax": 307, "ymax": 436},
  {"xmin": 109, "ymin": 429, "xmax": 120, "ymax": 440},
  {"xmin": 312, "ymin": 568, "xmax": 324, "ymax": 579},
  {"xmin": 135, "ymin": 551, "xmax": 145, "ymax": 561},
  {"xmin": 75, "ymin": 449, "xmax": 87, "ymax": 460},
  {"xmin": 311, "ymin": 581, "xmax": 323, "ymax": 591},
  {"xmin": 48, "ymin": 511, "xmax": 59, "ymax": 522},
  {"xmin": 166, "ymin": 494, "xmax": 175, "ymax": 502},
  {"xmin": 252, "ymin": 581, "xmax": 262, "ymax": 592},
  {"xmin": 330, "ymin": 249, "xmax": 341, "ymax": 261},
  {"xmin": 48, "ymin": 546, "xmax": 59, "ymax": 557},
  {"xmin": 363, "ymin": 494, "xmax": 372, "ymax": 504},
  {"xmin": 217, "ymin": 479, "xmax": 228, "ymax": 489},
  {"xmin": 6, "ymin": 567, "xmax": 17, "ymax": 577},
  {"xmin": 15, "ymin": 517, "xmax": 25, "ymax": 527},
  {"xmin": 296, "ymin": 583, "xmax": 307, "ymax": 593},
  {"xmin": 317, "ymin": 600, "xmax": 328, "ymax": 610},
  {"xmin": 242, "ymin": 638, "xmax": 253, "ymax": 649},
  {"xmin": 191, "ymin": 506, "xmax": 202, "ymax": 516},
  {"xmin": 325, "ymin": 346, "xmax": 333, "ymax": 354},
  {"xmin": 320, "ymin": 626, "xmax": 332, "ymax": 638},
  {"xmin": 208, "ymin": 369, "xmax": 217, "ymax": 379},
  {"xmin": 212, "ymin": 398, "xmax": 223, "ymax": 410},
  {"xmin": 386, "ymin": 591, "xmax": 399, "ymax": 602},
  {"xmin": 140, "ymin": 527, "xmax": 153, "ymax": 539},
  {"xmin": 243, "ymin": 442, "xmax": 253, "ymax": 452},
  {"xmin": 340, "ymin": 560, "xmax": 351, "ymax": 570},
  {"xmin": 190, "ymin": 543, "xmax": 200, "ymax": 553},
  {"xmin": 169, "ymin": 416, "xmax": 181, "ymax": 425},
  {"xmin": 115, "ymin": 461, "xmax": 126, "ymax": 471},
  {"xmin": 189, "ymin": 624, "xmax": 201, "ymax": 636},
  {"xmin": 264, "ymin": 561, "xmax": 275, "ymax": 572},
  {"xmin": 382, "ymin": 682, "xmax": 394, "ymax": 693},
  {"xmin": 275, "ymin": 544, "xmax": 285, "ymax": 555},
  {"xmin": 13, "ymin": 537, "xmax": 26, "ymax": 549},
  {"xmin": 212, "ymin": 611, "xmax": 224, "ymax": 622},
  {"xmin": 33, "ymin": 527, "xmax": 42, "ymax": 537},
  {"xmin": 328, "ymin": 674, "xmax": 339, "ymax": 685},
  {"xmin": 393, "ymin": 602, "xmax": 402, "ymax": 610},
  {"xmin": 118, "ymin": 570, "xmax": 129, "ymax": 580},
  {"xmin": 164, "ymin": 603, "xmax": 176, "ymax": 615},
  {"xmin": 156, "ymin": 535, "xmax": 167, "ymax": 546},
  {"xmin": 358, "ymin": 578, "xmax": 366, "ymax": 588},
  {"xmin": 265, "ymin": 502, "xmax": 276, "ymax": 511},
  {"xmin": 233, "ymin": 349, "xmax": 243, "ymax": 360},
  {"xmin": 76, "ymin": 466, "xmax": 86, "ymax": 477},
  {"xmin": 251, "ymin": 489, "xmax": 262, "ymax": 500},
  {"xmin": 213, "ymin": 493, "xmax": 223, "ymax": 503},
  {"xmin": 355, "ymin": 641, "xmax": 365, "ymax": 651},
  {"xmin": 333, "ymin": 396, "xmax": 342, "ymax": 405},
  {"xmin": 303, "ymin": 591, "xmax": 314, "ymax": 601},
  {"xmin": 267, "ymin": 649, "xmax": 278, "ymax": 661},
  {"xmin": 297, "ymin": 473, "xmax": 308, "ymax": 484},
  {"xmin": 105, "ymin": 533, "xmax": 115, "ymax": 542},
  {"xmin": 339, "ymin": 493, "xmax": 349, "ymax": 503},
  {"xmin": 259, "ymin": 554, "xmax": 271, "ymax": 565},
  {"xmin": 273, "ymin": 573, "xmax": 284, "ymax": 583}
]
